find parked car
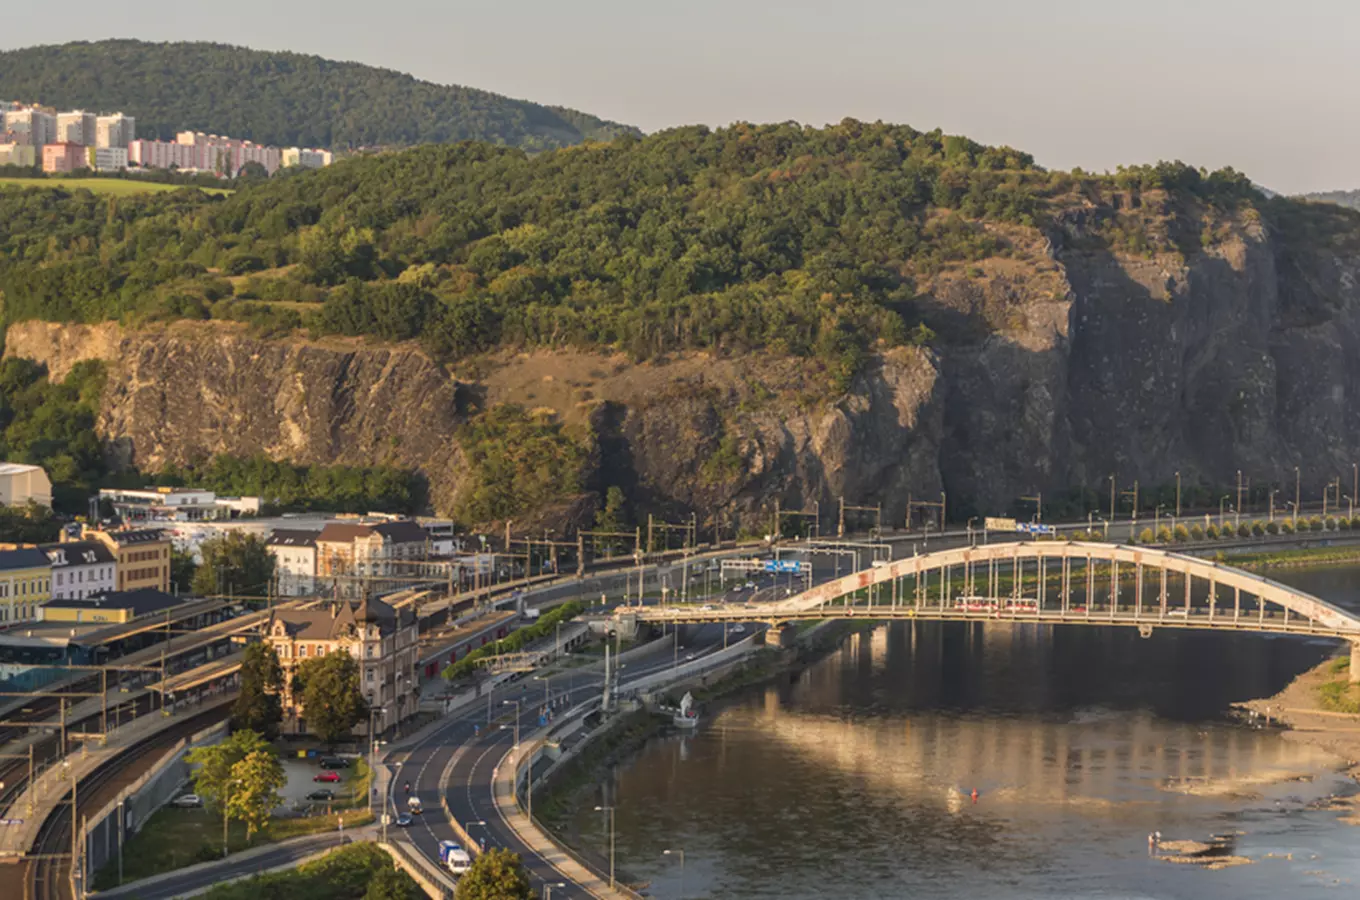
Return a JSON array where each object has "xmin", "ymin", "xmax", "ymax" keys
[
  {"xmin": 306, "ymin": 789, "xmax": 335, "ymax": 801},
  {"xmin": 171, "ymin": 794, "xmax": 202, "ymax": 808},
  {"xmin": 396, "ymin": 813, "xmax": 413, "ymax": 827},
  {"xmin": 313, "ymin": 770, "xmax": 342, "ymax": 783},
  {"xmin": 319, "ymin": 757, "xmax": 350, "ymax": 769}
]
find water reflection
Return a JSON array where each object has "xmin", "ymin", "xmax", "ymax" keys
[{"xmin": 571, "ymin": 568, "xmax": 1360, "ymax": 899}]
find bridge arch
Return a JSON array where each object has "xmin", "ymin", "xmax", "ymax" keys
[{"xmin": 630, "ymin": 541, "xmax": 1360, "ymax": 678}]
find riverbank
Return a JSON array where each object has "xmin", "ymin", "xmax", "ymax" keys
[
  {"xmin": 1238, "ymin": 656, "xmax": 1360, "ymax": 788},
  {"xmin": 535, "ymin": 621, "xmax": 876, "ymax": 879},
  {"xmin": 1222, "ymin": 544, "xmax": 1360, "ymax": 570}
]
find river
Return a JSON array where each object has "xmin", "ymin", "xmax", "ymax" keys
[{"xmin": 567, "ymin": 567, "xmax": 1360, "ymax": 898}]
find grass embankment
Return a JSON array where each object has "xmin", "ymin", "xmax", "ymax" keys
[
  {"xmin": 93, "ymin": 759, "xmax": 373, "ymax": 889},
  {"xmin": 1227, "ymin": 545, "xmax": 1360, "ymax": 570},
  {"xmin": 194, "ymin": 842, "xmax": 420, "ymax": 900},
  {"xmin": 1317, "ymin": 658, "xmax": 1360, "ymax": 714},
  {"xmin": 0, "ymin": 176, "xmax": 231, "ymax": 196}
]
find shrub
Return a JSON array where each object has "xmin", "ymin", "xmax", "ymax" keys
[
  {"xmin": 1310, "ymin": 516, "xmax": 1326, "ymax": 532},
  {"xmin": 1190, "ymin": 524, "xmax": 1205, "ymax": 540},
  {"xmin": 1137, "ymin": 527, "xmax": 1154, "ymax": 544},
  {"xmin": 1326, "ymin": 516, "xmax": 1338, "ymax": 531},
  {"xmin": 1173, "ymin": 524, "xmax": 1190, "ymax": 542},
  {"xmin": 1237, "ymin": 522, "xmax": 1251, "ymax": 538},
  {"xmin": 1156, "ymin": 526, "xmax": 1172, "ymax": 543},
  {"xmin": 1205, "ymin": 524, "xmax": 1220, "ymax": 539},
  {"xmin": 1280, "ymin": 520, "xmax": 1295, "ymax": 534},
  {"xmin": 1340, "ymin": 517, "xmax": 1352, "ymax": 531},
  {"xmin": 1251, "ymin": 521, "xmax": 1265, "ymax": 537},
  {"xmin": 1266, "ymin": 520, "xmax": 1280, "ymax": 534}
]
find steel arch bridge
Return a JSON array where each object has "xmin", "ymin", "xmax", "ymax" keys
[{"xmin": 624, "ymin": 541, "xmax": 1360, "ymax": 678}]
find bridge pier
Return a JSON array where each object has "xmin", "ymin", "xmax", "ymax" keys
[{"xmin": 1352, "ymin": 641, "xmax": 1360, "ymax": 684}]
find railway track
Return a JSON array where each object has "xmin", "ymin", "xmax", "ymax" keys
[{"xmin": 11, "ymin": 706, "xmax": 229, "ymax": 900}]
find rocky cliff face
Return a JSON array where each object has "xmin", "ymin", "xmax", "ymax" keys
[{"xmin": 8, "ymin": 205, "xmax": 1360, "ymax": 527}]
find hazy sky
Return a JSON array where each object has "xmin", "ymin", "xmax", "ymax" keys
[{"xmin": 4, "ymin": 0, "xmax": 1357, "ymax": 194}]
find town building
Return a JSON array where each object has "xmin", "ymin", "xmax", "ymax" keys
[
  {"xmin": 2, "ymin": 107, "xmax": 56, "ymax": 149},
  {"xmin": 264, "ymin": 596, "xmax": 420, "ymax": 735},
  {"xmin": 0, "ymin": 545, "xmax": 53, "ymax": 623},
  {"xmin": 0, "ymin": 463, "xmax": 52, "ymax": 508},
  {"xmin": 95, "ymin": 113, "xmax": 135, "ymax": 149},
  {"xmin": 127, "ymin": 138, "xmax": 198, "ymax": 171},
  {"xmin": 0, "ymin": 142, "xmax": 36, "ymax": 167},
  {"xmin": 89, "ymin": 147, "xmax": 128, "ymax": 172},
  {"xmin": 55, "ymin": 110, "xmax": 96, "ymax": 146},
  {"xmin": 79, "ymin": 528, "xmax": 171, "ymax": 593},
  {"xmin": 42, "ymin": 541, "xmax": 117, "ymax": 600},
  {"xmin": 281, "ymin": 147, "xmax": 333, "ymax": 169},
  {"xmin": 39, "ymin": 589, "xmax": 184, "ymax": 625},
  {"xmin": 100, "ymin": 487, "xmax": 261, "ymax": 523},
  {"xmin": 315, "ymin": 520, "xmax": 432, "ymax": 598},
  {"xmin": 42, "ymin": 142, "xmax": 87, "ymax": 174},
  {"xmin": 267, "ymin": 530, "xmax": 319, "ymax": 597}
]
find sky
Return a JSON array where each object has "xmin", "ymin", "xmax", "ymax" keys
[{"xmin": 4, "ymin": 0, "xmax": 1358, "ymax": 194}]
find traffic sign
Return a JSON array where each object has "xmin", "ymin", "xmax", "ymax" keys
[
  {"xmin": 763, "ymin": 560, "xmax": 804, "ymax": 574},
  {"xmin": 1015, "ymin": 522, "xmax": 1056, "ymax": 536},
  {"xmin": 0, "ymin": 818, "xmax": 24, "ymax": 825},
  {"xmin": 985, "ymin": 517, "xmax": 1016, "ymax": 532}
]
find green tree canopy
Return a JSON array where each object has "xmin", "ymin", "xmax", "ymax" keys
[
  {"xmin": 226, "ymin": 748, "xmax": 287, "ymax": 839},
  {"xmin": 453, "ymin": 848, "xmax": 533, "ymax": 900},
  {"xmin": 193, "ymin": 532, "xmax": 276, "ymax": 597},
  {"xmin": 295, "ymin": 649, "xmax": 367, "ymax": 745},
  {"xmin": 231, "ymin": 642, "xmax": 284, "ymax": 738},
  {"xmin": 186, "ymin": 729, "xmax": 273, "ymax": 811}
]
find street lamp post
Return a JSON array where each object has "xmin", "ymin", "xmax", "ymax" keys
[
  {"xmin": 1219, "ymin": 496, "xmax": 1231, "ymax": 528},
  {"xmin": 594, "ymin": 805, "xmax": 616, "ymax": 889},
  {"xmin": 664, "ymin": 848, "xmax": 686, "ymax": 898},
  {"xmin": 502, "ymin": 700, "xmax": 521, "ymax": 748},
  {"xmin": 1295, "ymin": 466, "xmax": 1301, "ymax": 526},
  {"xmin": 1175, "ymin": 470, "xmax": 1181, "ymax": 520}
]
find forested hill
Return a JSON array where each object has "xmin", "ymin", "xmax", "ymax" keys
[
  {"xmin": 0, "ymin": 120, "xmax": 1305, "ymax": 389},
  {"xmin": 0, "ymin": 40, "xmax": 639, "ymax": 150}
]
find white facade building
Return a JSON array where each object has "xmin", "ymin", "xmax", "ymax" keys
[
  {"xmin": 3, "ymin": 108, "xmax": 56, "ymax": 149},
  {"xmin": 90, "ymin": 147, "xmax": 128, "ymax": 171},
  {"xmin": 267, "ymin": 530, "xmax": 319, "ymax": 597},
  {"xmin": 56, "ymin": 111, "xmax": 96, "ymax": 146},
  {"xmin": 282, "ymin": 147, "xmax": 333, "ymax": 169},
  {"xmin": 95, "ymin": 113, "xmax": 135, "ymax": 149},
  {"xmin": 42, "ymin": 541, "xmax": 117, "ymax": 601}
]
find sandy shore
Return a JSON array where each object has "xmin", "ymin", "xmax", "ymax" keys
[{"xmin": 1236, "ymin": 657, "xmax": 1360, "ymax": 778}]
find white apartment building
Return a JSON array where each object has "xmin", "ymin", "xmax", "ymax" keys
[
  {"xmin": 0, "ymin": 144, "xmax": 36, "ymax": 167},
  {"xmin": 267, "ymin": 530, "xmax": 319, "ymax": 597},
  {"xmin": 3, "ymin": 108, "xmax": 56, "ymax": 149},
  {"xmin": 56, "ymin": 111, "xmax": 96, "ymax": 146},
  {"xmin": 90, "ymin": 147, "xmax": 128, "ymax": 172},
  {"xmin": 96, "ymin": 113, "xmax": 135, "ymax": 149},
  {"xmin": 282, "ymin": 147, "xmax": 333, "ymax": 169},
  {"xmin": 42, "ymin": 541, "xmax": 117, "ymax": 600}
]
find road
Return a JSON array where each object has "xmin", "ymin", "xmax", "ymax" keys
[
  {"xmin": 94, "ymin": 831, "xmax": 351, "ymax": 900},
  {"xmin": 397, "ymin": 624, "xmax": 737, "ymax": 899}
]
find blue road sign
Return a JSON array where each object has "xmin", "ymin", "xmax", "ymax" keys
[
  {"xmin": 763, "ymin": 559, "xmax": 803, "ymax": 573},
  {"xmin": 1015, "ymin": 522, "xmax": 1056, "ymax": 536}
]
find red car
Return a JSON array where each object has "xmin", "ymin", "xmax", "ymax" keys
[{"xmin": 313, "ymin": 770, "xmax": 342, "ymax": 783}]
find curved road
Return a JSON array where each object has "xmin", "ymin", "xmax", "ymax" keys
[{"xmin": 398, "ymin": 625, "xmax": 735, "ymax": 898}]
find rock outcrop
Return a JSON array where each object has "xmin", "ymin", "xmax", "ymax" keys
[{"xmin": 9, "ymin": 204, "xmax": 1360, "ymax": 526}]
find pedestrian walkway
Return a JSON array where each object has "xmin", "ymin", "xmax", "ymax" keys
[{"xmin": 493, "ymin": 733, "xmax": 638, "ymax": 900}]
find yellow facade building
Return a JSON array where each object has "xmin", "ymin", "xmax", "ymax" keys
[{"xmin": 0, "ymin": 545, "xmax": 53, "ymax": 623}]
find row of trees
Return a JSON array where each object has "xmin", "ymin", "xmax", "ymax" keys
[
  {"xmin": 231, "ymin": 640, "xmax": 368, "ymax": 745},
  {"xmin": 1125, "ymin": 515, "xmax": 1360, "ymax": 544}
]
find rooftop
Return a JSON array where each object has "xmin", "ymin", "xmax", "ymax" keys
[
  {"xmin": 267, "ymin": 529, "xmax": 320, "ymax": 548},
  {"xmin": 0, "ymin": 546, "xmax": 51, "ymax": 571},
  {"xmin": 0, "ymin": 463, "xmax": 45, "ymax": 477},
  {"xmin": 41, "ymin": 541, "xmax": 116, "ymax": 568},
  {"xmin": 44, "ymin": 589, "xmax": 184, "ymax": 618}
]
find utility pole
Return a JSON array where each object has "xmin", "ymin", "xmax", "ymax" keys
[
  {"xmin": 837, "ymin": 497, "xmax": 845, "ymax": 539},
  {"xmin": 1295, "ymin": 466, "xmax": 1301, "ymax": 526},
  {"xmin": 1109, "ymin": 474, "xmax": 1116, "ymax": 524},
  {"xmin": 647, "ymin": 514, "xmax": 655, "ymax": 555},
  {"xmin": 773, "ymin": 499, "xmax": 781, "ymax": 541},
  {"xmin": 1236, "ymin": 470, "xmax": 1243, "ymax": 528},
  {"xmin": 1175, "ymin": 471, "xmax": 1182, "ymax": 519}
]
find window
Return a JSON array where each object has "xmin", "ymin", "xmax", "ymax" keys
[
  {"xmin": 56, "ymin": 573, "xmax": 63, "ymax": 586},
  {"xmin": 299, "ymin": 645, "xmax": 308, "ymax": 658}
]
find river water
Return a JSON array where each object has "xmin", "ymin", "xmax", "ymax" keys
[{"xmin": 568, "ymin": 567, "xmax": 1360, "ymax": 898}]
